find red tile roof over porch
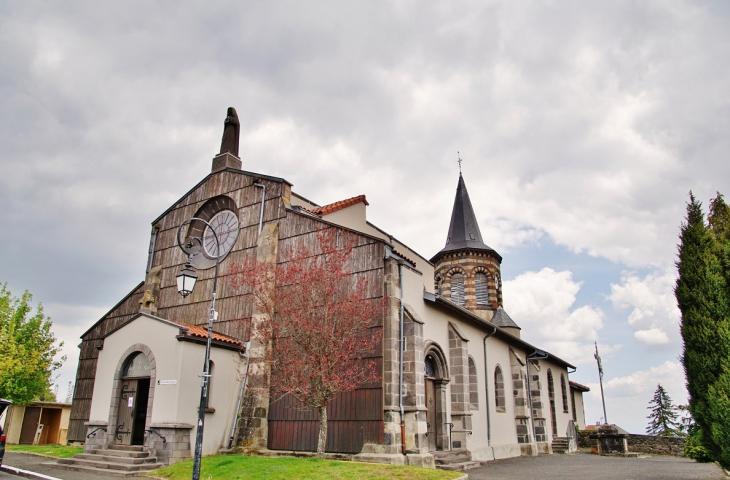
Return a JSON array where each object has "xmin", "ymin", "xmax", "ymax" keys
[{"xmin": 312, "ymin": 194, "xmax": 368, "ymax": 216}]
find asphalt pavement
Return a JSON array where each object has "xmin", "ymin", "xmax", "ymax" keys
[
  {"xmin": 2, "ymin": 452, "xmax": 120, "ymax": 480},
  {"xmin": 467, "ymin": 450, "xmax": 727, "ymax": 480}
]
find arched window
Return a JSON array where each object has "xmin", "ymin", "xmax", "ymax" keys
[
  {"xmin": 475, "ymin": 273, "xmax": 489, "ymax": 305},
  {"xmin": 468, "ymin": 357, "xmax": 478, "ymax": 410},
  {"xmin": 451, "ymin": 273, "xmax": 465, "ymax": 305},
  {"xmin": 122, "ymin": 352, "xmax": 151, "ymax": 378},
  {"xmin": 548, "ymin": 369, "xmax": 557, "ymax": 436},
  {"xmin": 561, "ymin": 373, "xmax": 569, "ymax": 413},
  {"xmin": 494, "ymin": 365, "xmax": 506, "ymax": 413}
]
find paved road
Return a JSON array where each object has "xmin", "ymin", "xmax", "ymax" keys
[
  {"xmin": 467, "ymin": 451, "xmax": 726, "ymax": 480},
  {"xmin": 0, "ymin": 471, "xmax": 21, "ymax": 479},
  {"xmin": 3, "ymin": 452, "xmax": 120, "ymax": 480}
]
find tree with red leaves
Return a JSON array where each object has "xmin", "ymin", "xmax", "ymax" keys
[{"xmin": 229, "ymin": 227, "xmax": 381, "ymax": 456}]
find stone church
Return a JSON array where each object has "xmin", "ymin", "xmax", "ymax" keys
[{"xmin": 67, "ymin": 108, "xmax": 589, "ymax": 470}]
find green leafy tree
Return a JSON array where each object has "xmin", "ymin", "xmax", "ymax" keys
[
  {"xmin": 646, "ymin": 384, "xmax": 680, "ymax": 436},
  {"xmin": 676, "ymin": 192, "xmax": 730, "ymax": 468},
  {"xmin": 0, "ymin": 283, "xmax": 65, "ymax": 404}
]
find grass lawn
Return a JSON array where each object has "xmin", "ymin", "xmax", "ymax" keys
[
  {"xmin": 146, "ymin": 455, "xmax": 464, "ymax": 480},
  {"xmin": 5, "ymin": 444, "xmax": 84, "ymax": 458}
]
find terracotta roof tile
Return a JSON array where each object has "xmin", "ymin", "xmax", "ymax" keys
[
  {"xmin": 569, "ymin": 380, "xmax": 590, "ymax": 392},
  {"xmin": 392, "ymin": 249, "xmax": 416, "ymax": 268},
  {"xmin": 172, "ymin": 321, "xmax": 244, "ymax": 348},
  {"xmin": 312, "ymin": 195, "xmax": 368, "ymax": 216}
]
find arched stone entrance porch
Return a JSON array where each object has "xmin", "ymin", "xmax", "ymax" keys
[
  {"xmin": 423, "ymin": 341, "xmax": 449, "ymax": 451},
  {"xmin": 108, "ymin": 344, "xmax": 157, "ymax": 447}
]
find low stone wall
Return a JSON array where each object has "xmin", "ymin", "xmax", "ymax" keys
[
  {"xmin": 627, "ymin": 434, "xmax": 685, "ymax": 456},
  {"xmin": 577, "ymin": 431, "xmax": 685, "ymax": 456}
]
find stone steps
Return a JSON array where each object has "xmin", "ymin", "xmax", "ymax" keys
[
  {"xmin": 44, "ymin": 444, "xmax": 164, "ymax": 477},
  {"xmin": 552, "ymin": 436, "xmax": 573, "ymax": 454},
  {"xmin": 433, "ymin": 450, "xmax": 483, "ymax": 471}
]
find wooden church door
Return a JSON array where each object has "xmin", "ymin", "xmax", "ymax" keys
[
  {"xmin": 115, "ymin": 380, "xmax": 137, "ymax": 445},
  {"xmin": 426, "ymin": 378, "xmax": 437, "ymax": 451}
]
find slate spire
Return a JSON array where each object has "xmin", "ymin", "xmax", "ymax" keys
[{"xmin": 431, "ymin": 173, "xmax": 501, "ymax": 262}]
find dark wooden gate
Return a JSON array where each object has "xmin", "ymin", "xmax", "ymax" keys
[
  {"xmin": 19, "ymin": 406, "xmax": 42, "ymax": 444},
  {"xmin": 267, "ymin": 386, "xmax": 383, "ymax": 453},
  {"xmin": 115, "ymin": 379, "xmax": 137, "ymax": 445}
]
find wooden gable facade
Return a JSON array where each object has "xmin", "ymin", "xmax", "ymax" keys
[{"xmin": 69, "ymin": 166, "xmax": 387, "ymax": 454}]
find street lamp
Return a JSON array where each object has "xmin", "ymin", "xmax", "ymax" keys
[
  {"xmin": 176, "ymin": 261, "xmax": 198, "ymax": 298},
  {"xmin": 176, "ymin": 218, "xmax": 221, "ymax": 480}
]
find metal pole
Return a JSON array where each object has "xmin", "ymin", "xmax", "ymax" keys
[
  {"xmin": 594, "ymin": 342, "xmax": 608, "ymax": 425},
  {"xmin": 177, "ymin": 218, "xmax": 221, "ymax": 480}
]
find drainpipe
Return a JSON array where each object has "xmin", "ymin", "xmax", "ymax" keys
[
  {"xmin": 228, "ymin": 340, "xmax": 252, "ymax": 449},
  {"xmin": 398, "ymin": 260, "xmax": 406, "ymax": 456},
  {"xmin": 483, "ymin": 323, "xmax": 498, "ymax": 446},
  {"xmin": 147, "ymin": 227, "xmax": 159, "ymax": 273},
  {"xmin": 526, "ymin": 349, "xmax": 548, "ymax": 445},
  {"xmin": 254, "ymin": 182, "xmax": 266, "ymax": 235}
]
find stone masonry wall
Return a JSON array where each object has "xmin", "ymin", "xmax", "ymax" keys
[{"xmin": 577, "ymin": 431, "xmax": 686, "ymax": 456}]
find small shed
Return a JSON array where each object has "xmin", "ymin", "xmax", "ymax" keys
[{"xmin": 2, "ymin": 401, "xmax": 72, "ymax": 445}]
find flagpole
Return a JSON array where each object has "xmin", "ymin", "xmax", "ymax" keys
[{"xmin": 594, "ymin": 341, "xmax": 608, "ymax": 425}]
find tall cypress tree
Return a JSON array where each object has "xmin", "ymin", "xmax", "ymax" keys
[{"xmin": 676, "ymin": 192, "xmax": 730, "ymax": 467}]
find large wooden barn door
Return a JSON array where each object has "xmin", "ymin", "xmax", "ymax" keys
[{"xmin": 267, "ymin": 388, "xmax": 384, "ymax": 453}]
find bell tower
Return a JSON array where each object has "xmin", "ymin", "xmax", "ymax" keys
[{"xmin": 430, "ymin": 173, "xmax": 503, "ymax": 322}]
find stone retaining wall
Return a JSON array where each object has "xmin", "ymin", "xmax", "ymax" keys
[{"xmin": 577, "ymin": 431, "xmax": 685, "ymax": 456}]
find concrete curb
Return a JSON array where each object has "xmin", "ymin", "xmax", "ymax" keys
[{"xmin": 1, "ymin": 464, "xmax": 63, "ymax": 480}]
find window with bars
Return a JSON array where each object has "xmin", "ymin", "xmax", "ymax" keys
[
  {"xmin": 561, "ymin": 373, "xmax": 569, "ymax": 413},
  {"xmin": 475, "ymin": 273, "xmax": 489, "ymax": 305},
  {"xmin": 451, "ymin": 273, "xmax": 465, "ymax": 305},
  {"xmin": 469, "ymin": 357, "xmax": 479, "ymax": 410},
  {"xmin": 495, "ymin": 365, "xmax": 506, "ymax": 412}
]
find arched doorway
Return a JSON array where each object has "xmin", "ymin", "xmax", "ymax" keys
[
  {"xmin": 115, "ymin": 352, "xmax": 151, "ymax": 445},
  {"xmin": 424, "ymin": 343, "xmax": 449, "ymax": 452}
]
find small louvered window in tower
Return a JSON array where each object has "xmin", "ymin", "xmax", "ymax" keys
[
  {"xmin": 475, "ymin": 273, "xmax": 489, "ymax": 305},
  {"xmin": 451, "ymin": 273, "xmax": 465, "ymax": 305}
]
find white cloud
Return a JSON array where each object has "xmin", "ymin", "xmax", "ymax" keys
[
  {"xmin": 609, "ymin": 270, "xmax": 681, "ymax": 348},
  {"xmin": 503, "ymin": 268, "xmax": 611, "ymax": 364},
  {"xmin": 583, "ymin": 361, "xmax": 686, "ymax": 432}
]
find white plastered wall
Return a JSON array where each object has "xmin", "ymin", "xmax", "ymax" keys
[
  {"xmin": 535, "ymin": 359, "xmax": 573, "ymax": 441},
  {"xmin": 89, "ymin": 315, "xmax": 244, "ymax": 456},
  {"xmin": 572, "ymin": 389, "xmax": 587, "ymax": 429}
]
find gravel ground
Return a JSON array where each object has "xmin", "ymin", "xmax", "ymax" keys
[{"xmin": 467, "ymin": 451, "xmax": 727, "ymax": 480}]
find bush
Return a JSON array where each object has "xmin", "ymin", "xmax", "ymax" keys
[{"xmin": 684, "ymin": 428, "xmax": 714, "ymax": 463}]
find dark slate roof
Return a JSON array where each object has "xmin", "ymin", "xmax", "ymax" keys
[
  {"xmin": 430, "ymin": 174, "xmax": 501, "ymax": 263},
  {"xmin": 491, "ymin": 306, "xmax": 520, "ymax": 330}
]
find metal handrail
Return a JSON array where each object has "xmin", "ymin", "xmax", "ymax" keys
[
  {"xmin": 145, "ymin": 429, "xmax": 167, "ymax": 443},
  {"xmin": 87, "ymin": 427, "xmax": 107, "ymax": 438}
]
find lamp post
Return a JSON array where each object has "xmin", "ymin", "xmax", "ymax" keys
[{"xmin": 175, "ymin": 218, "xmax": 221, "ymax": 480}]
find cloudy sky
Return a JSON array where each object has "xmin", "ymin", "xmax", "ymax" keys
[{"xmin": 3, "ymin": 0, "xmax": 729, "ymax": 434}]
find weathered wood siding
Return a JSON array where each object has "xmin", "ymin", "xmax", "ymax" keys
[
  {"xmin": 68, "ymin": 282, "xmax": 145, "ymax": 442},
  {"xmin": 265, "ymin": 213, "xmax": 385, "ymax": 454},
  {"xmin": 69, "ymin": 168, "xmax": 386, "ymax": 453}
]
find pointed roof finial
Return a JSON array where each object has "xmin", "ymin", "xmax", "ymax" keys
[
  {"xmin": 430, "ymin": 172, "xmax": 502, "ymax": 263},
  {"xmin": 458, "ymin": 151, "xmax": 462, "ymax": 175}
]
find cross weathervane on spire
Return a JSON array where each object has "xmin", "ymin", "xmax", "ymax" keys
[{"xmin": 458, "ymin": 152, "xmax": 463, "ymax": 174}]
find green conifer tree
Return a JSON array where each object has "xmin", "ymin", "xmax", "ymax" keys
[
  {"xmin": 646, "ymin": 384, "xmax": 680, "ymax": 436},
  {"xmin": 676, "ymin": 192, "xmax": 730, "ymax": 467}
]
